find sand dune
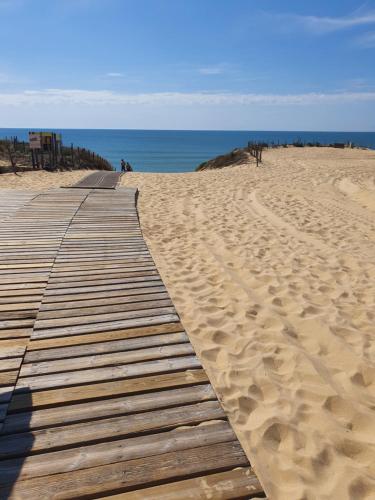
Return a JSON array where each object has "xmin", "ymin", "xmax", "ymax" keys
[
  {"xmin": 0, "ymin": 169, "xmax": 97, "ymax": 190},
  {"xmin": 122, "ymin": 147, "xmax": 375, "ymax": 500}
]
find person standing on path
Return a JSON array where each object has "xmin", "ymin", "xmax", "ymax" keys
[{"xmin": 120, "ymin": 159, "xmax": 126, "ymax": 172}]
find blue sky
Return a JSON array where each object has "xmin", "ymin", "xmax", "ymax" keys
[{"xmin": 1, "ymin": 0, "xmax": 375, "ymax": 130}]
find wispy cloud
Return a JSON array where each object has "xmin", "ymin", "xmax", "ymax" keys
[
  {"xmin": 105, "ymin": 72, "xmax": 124, "ymax": 78},
  {"xmin": 344, "ymin": 78, "xmax": 375, "ymax": 90},
  {"xmin": 279, "ymin": 8, "xmax": 375, "ymax": 34},
  {"xmin": 198, "ymin": 66, "xmax": 225, "ymax": 75},
  {"xmin": 1, "ymin": 88, "xmax": 375, "ymax": 107}
]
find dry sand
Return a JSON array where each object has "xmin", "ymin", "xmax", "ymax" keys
[
  {"xmin": 1, "ymin": 149, "xmax": 374, "ymax": 499},
  {"xmin": 121, "ymin": 147, "xmax": 375, "ymax": 500},
  {"xmin": 0, "ymin": 169, "xmax": 97, "ymax": 190}
]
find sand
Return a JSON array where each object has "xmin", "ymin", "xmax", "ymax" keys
[
  {"xmin": 0, "ymin": 169, "xmax": 97, "ymax": 190},
  {"xmin": 121, "ymin": 147, "xmax": 375, "ymax": 500},
  {"xmin": 1, "ymin": 149, "xmax": 374, "ymax": 499}
]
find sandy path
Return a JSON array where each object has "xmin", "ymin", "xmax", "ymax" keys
[
  {"xmin": 0, "ymin": 169, "xmax": 97, "ymax": 190},
  {"xmin": 121, "ymin": 147, "xmax": 375, "ymax": 500}
]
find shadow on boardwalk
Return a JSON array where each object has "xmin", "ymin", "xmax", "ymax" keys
[{"xmin": 0, "ymin": 388, "xmax": 33, "ymax": 500}]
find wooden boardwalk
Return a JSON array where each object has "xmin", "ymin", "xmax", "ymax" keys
[
  {"xmin": 0, "ymin": 184, "xmax": 264, "ymax": 499},
  {"xmin": 0, "ymin": 190, "xmax": 37, "ymax": 222},
  {"xmin": 71, "ymin": 172, "xmax": 122, "ymax": 189}
]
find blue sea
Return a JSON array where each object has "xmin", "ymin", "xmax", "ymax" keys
[{"xmin": 1, "ymin": 128, "xmax": 374, "ymax": 173}]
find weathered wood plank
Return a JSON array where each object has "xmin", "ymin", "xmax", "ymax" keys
[
  {"xmin": 104, "ymin": 467, "xmax": 264, "ymax": 500},
  {"xmin": 36, "ymin": 298, "xmax": 173, "ymax": 320},
  {"xmin": 0, "ymin": 303, "xmax": 40, "ymax": 312},
  {"xmin": 0, "ymin": 442, "xmax": 248, "ymax": 499},
  {"xmin": 47, "ymin": 268, "xmax": 157, "ymax": 284},
  {"xmin": 0, "ymin": 422, "xmax": 234, "ymax": 483},
  {"xmin": 27, "ymin": 322, "xmax": 185, "ymax": 350},
  {"xmin": 0, "ymin": 358, "xmax": 22, "ymax": 372},
  {"xmin": 0, "ymin": 328, "xmax": 33, "ymax": 340},
  {"xmin": 43, "ymin": 279, "xmax": 164, "ymax": 296},
  {"xmin": 16, "ymin": 355, "xmax": 201, "ymax": 391},
  {"xmin": 8, "ymin": 369, "xmax": 208, "ymax": 411},
  {"xmin": 0, "ymin": 371, "xmax": 18, "ymax": 387},
  {"xmin": 0, "ymin": 340, "xmax": 27, "ymax": 358},
  {"xmin": 31, "ymin": 313, "xmax": 180, "ymax": 339},
  {"xmin": 41, "ymin": 285, "xmax": 167, "ymax": 304},
  {"xmin": 2, "ymin": 384, "xmax": 216, "ymax": 433},
  {"xmin": 20, "ymin": 343, "xmax": 194, "ymax": 376},
  {"xmin": 38, "ymin": 290, "xmax": 169, "ymax": 312},
  {"xmin": 24, "ymin": 331, "xmax": 188, "ymax": 362}
]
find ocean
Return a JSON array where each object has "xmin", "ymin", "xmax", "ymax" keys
[{"xmin": 1, "ymin": 128, "xmax": 374, "ymax": 173}]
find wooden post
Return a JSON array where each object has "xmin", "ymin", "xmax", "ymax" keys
[
  {"xmin": 31, "ymin": 149, "xmax": 36, "ymax": 169},
  {"xmin": 71, "ymin": 143, "xmax": 75, "ymax": 169},
  {"xmin": 5, "ymin": 141, "xmax": 17, "ymax": 173},
  {"xmin": 48, "ymin": 145, "xmax": 52, "ymax": 170},
  {"xmin": 51, "ymin": 133, "xmax": 55, "ymax": 170}
]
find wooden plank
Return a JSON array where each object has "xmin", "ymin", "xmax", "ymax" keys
[
  {"xmin": 36, "ymin": 298, "xmax": 173, "ymax": 320},
  {"xmin": 0, "ymin": 263, "xmax": 53, "ymax": 271},
  {"xmin": 31, "ymin": 313, "xmax": 180, "ymax": 339},
  {"xmin": 24, "ymin": 331, "xmax": 188, "ymax": 362},
  {"xmin": 0, "ymin": 303, "xmax": 40, "ymax": 312},
  {"xmin": 0, "ymin": 319, "xmax": 35, "ymax": 330},
  {"xmin": 16, "ymin": 355, "xmax": 201, "ymax": 391},
  {"xmin": 8, "ymin": 369, "xmax": 208, "ymax": 411},
  {"xmin": 48, "ymin": 262, "xmax": 155, "ymax": 273},
  {"xmin": 0, "ymin": 328, "xmax": 33, "ymax": 340},
  {"xmin": 53, "ymin": 253, "xmax": 151, "ymax": 264},
  {"xmin": 0, "ymin": 340, "xmax": 27, "ymax": 358},
  {"xmin": 27, "ymin": 322, "xmax": 185, "ymax": 350},
  {"xmin": 47, "ymin": 268, "xmax": 157, "ymax": 283},
  {"xmin": 0, "ymin": 275, "xmax": 48, "ymax": 284},
  {"xmin": 43, "ymin": 280, "xmax": 164, "ymax": 297},
  {"xmin": 41, "ymin": 285, "xmax": 166, "ymax": 304},
  {"xmin": 0, "ymin": 311, "xmax": 37, "ymax": 320},
  {"xmin": 0, "ymin": 358, "xmax": 22, "ymax": 372},
  {"xmin": 0, "ymin": 422, "xmax": 234, "ymax": 483},
  {"xmin": 0, "ymin": 371, "xmax": 18, "ymax": 387},
  {"xmin": 0, "ymin": 286, "xmax": 45, "ymax": 295},
  {"xmin": 0, "ymin": 386, "xmax": 15, "ymax": 404},
  {"xmin": 20, "ymin": 343, "xmax": 194, "ymax": 376},
  {"xmin": 0, "ymin": 442, "xmax": 248, "ymax": 499},
  {"xmin": 38, "ymin": 290, "xmax": 169, "ymax": 312},
  {"xmin": 104, "ymin": 468, "xmax": 264, "ymax": 500},
  {"xmin": 2, "ymin": 384, "xmax": 216, "ymax": 433},
  {"xmin": 50, "ymin": 258, "xmax": 152, "ymax": 273},
  {"xmin": 55, "ymin": 248, "xmax": 149, "ymax": 256}
]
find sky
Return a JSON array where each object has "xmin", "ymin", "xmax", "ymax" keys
[{"xmin": 0, "ymin": 0, "xmax": 375, "ymax": 131}]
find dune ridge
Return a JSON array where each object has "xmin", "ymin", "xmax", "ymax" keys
[
  {"xmin": 121, "ymin": 147, "xmax": 375, "ymax": 500},
  {"xmin": 0, "ymin": 169, "xmax": 98, "ymax": 190}
]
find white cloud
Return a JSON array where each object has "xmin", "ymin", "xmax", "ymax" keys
[
  {"xmin": 281, "ymin": 9, "xmax": 375, "ymax": 34},
  {"xmin": 1, "ymin": 88, "xmax": 375, "ymax": 107},
  {"xmin": 198, "ymin": 66, "xmax": 224, "ymax": 75},
  {"xmin": 105, "ymin": 72, "xmax": 124, "ymax": 78}
]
